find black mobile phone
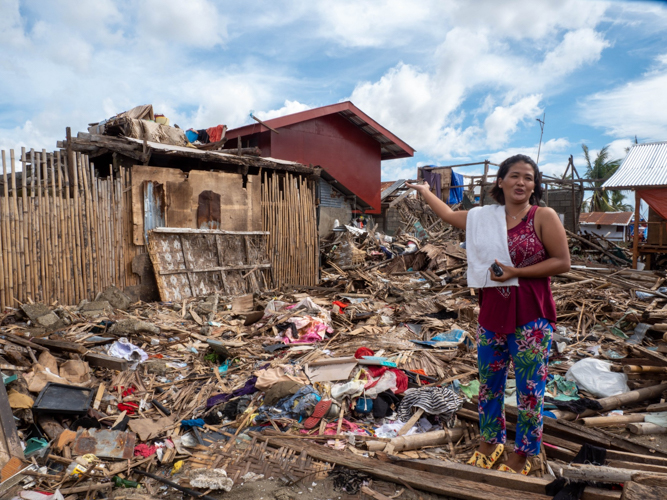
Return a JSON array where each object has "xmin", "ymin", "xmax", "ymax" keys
[{"xmin": 491, "ymin": 263, "xmax": 504, "ymax": 277}]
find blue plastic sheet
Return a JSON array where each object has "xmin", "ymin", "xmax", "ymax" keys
[{"xmin": 448, "ymin": 170, "xmax": 464, "ymax": 204}]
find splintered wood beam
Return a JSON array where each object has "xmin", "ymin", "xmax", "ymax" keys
[
  {"xmin": 157, "ymin": 263, "xmax": 272, "ymax": 275},
  {"xmin": 253, "ymin": 433, "xmax": 554, "ymax": 500}
]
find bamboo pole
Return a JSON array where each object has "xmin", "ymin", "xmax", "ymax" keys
[
  {"xmin": 36, "ymin": 151, "xmax": 47, "ymax": 301},
  {"xmin": 120, "ymin": 167, "xmax": 128, "ymax": 288},
  {"xmin": 97, "ymin": 177, "xmax": 105, "ymax": 288},
  {"xmin": 29, "ymin": 150, "xmax": 40, "ymax": 302},
  {"xmin": 9, "ymin": 150, "xmax": 22, "ymax": 302},
  {"xmin": 43, "ymin": 153, "xmax": 56, "ymax": 303},
  {"xmin": 79, "ymin": 155, "xmax": 94, "ymax": 296},
  {"xmin": 582, "ymin": 414, "xmax": 646, "ymax": 428},
  {"xmin": 553, "ymin": 383, "xmax": 667, "ymax": 420},
  {"xmin": 20, "ymin": 148, "xmax": 31, "ymax": 301},
  {"xmin": 628, "ymin": 422, "xmax": 667, "ymax": 435},
  {"xmin": 72, "ymin": 153, "xmax": 86, "ymax": 300},
  {"xmin": 55, "ymin": 151, "xmax": 69, "ymax": 305},
  {"xmin": 49, "ymin": 154, "xmax": 62, "ymax": 303},
  {"xmin": 62, "ymin": 156, "xmax": 75, "ymax": 302},
  {"xmin": 0, "ymin": 153, "xmax": 5, "ymax": 310},
  {"xmin": 2, "ymin": 151, "xmax": 14, "ymax": 307},
  {"xmin": 109, "ymin": 168, "xmax": 116, "ymax": 285},
  {"xmin": 85, "ymin": 158, "xmax": 100, "ymax": 294}
]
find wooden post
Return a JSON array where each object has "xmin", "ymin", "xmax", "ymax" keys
[
  {"xmin": 633, "ymin": 190, "xmax": 641, "ymax": 269},
  {"xmin": 65, "ymin": 127, "xmax": 75, "ymax": 190},
  {"xmin": 480, "ymin": 160, "xmax": 489, "ymax": 206},
  {"xmin": 568, "ymin": 156, "xmax": 576, "ymax": 233}
]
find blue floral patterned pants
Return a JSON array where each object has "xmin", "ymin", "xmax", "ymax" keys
[{"xmin": 476, "ymin": 318, "xmax": 553, "ymax": 457}]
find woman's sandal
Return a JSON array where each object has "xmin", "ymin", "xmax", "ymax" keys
[
  {"xmin": 466, "ymin": 443, "xmax": 504, "ymax": 469},
  {"xmin": 497, "ymin": 460, "xmax": 532, "ymax": 475}
]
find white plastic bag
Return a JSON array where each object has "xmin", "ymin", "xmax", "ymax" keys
[{"xmin": 565, "ymin": 358, "xmax": 629, "ymax": 398}]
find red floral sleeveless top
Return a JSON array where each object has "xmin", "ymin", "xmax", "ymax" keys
[{"xmin": 477, "ymin": 205, "xmax": 557, "ymax": 334}]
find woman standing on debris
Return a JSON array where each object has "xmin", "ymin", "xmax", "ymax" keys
[{"xmin": 407, "ymin": 154, "xmax": 570, "ymax": 475}]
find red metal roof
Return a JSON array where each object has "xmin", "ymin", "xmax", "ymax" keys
[
  {"xmin": 579, "ymin": 212, "xmax": 634, "ymax": 226},
  {"xmin": 226, "ymin": 101, "xmax": 415, "ymax": 160}
]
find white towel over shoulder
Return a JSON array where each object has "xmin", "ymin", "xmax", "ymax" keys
[{"xmin": 465, "ymin": 205, "xmax": 519, "ymax": 289}]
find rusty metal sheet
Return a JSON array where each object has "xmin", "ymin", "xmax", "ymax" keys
[{"xmin": 72, "ymin": 429, "xmax": 136, "ymax": 460}]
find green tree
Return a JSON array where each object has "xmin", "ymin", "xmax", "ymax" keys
[
  {"xmin": 609, "ymin": 190, "xmax": 632, "ymax": 212},
  {"xmin": 582, "ymin": 144, "xmax": 623, "ymax": 212}
]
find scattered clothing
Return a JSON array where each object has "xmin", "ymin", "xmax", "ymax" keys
[
  {"xmin": 421, "ymin": 169, "xmax": 442, "ymax": 199},
  {"xmin": 180, "ymin": 419, "xmax": 205, "ymax": 430},
  {"xmin": 206, "ymin": 125, "xmax": 226, "ymax": 143},
  {"xmin": 396, "ymin": 386, "xmax": 463, "ymax": 426},
  {"xmin": 134, "ymin": 444, "xmax": 157, "ymax": 457},
  {"xmin": 476, "ymin": 318, "xmax": 553, "ymax": 457},
  {"xmin": 546, "ymin": 443, "xmax": 609, "ymax": 499},
  {"xmin": 544, "ymin": 397, "xmax": 603, "ymax": 415},
  {"xmin": 372, "ymin": 390, "xmax": 400, "ymax": 419},
  {"xmin": 206, "ymin": 376, "xmax": 257, "ymax": 408}
]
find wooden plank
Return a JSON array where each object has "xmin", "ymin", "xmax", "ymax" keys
[
  {"xmin": 390, "ymin": 458, "xmax": 619, "ymax": 500},
  {"xmin": 31, "ymin": 338, "xmax": 87, "ymax": 354},
  {"xmin": 630, "ymin": 346, "xmax": 667, "ymax": 367},
  {"xmin": 622, "ymin": 481, "xmax": 667, "ymax": 500},
  {"xmin": 85, "ymin": 353, "xmax": 128, "ymax": 371},
  {"xmin": 157, "ymin": 263, "xmax": 272, "ymax": 275},
  {"xmin": 0, "ymin": 374, "xmax": 24, "ymax": 464},
  {"xmin": 254, "ymin": 434, "xmax": 552, "ymax": 500}
]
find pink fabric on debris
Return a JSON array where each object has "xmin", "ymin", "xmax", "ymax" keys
[
  {"xmin": 299, "ymin": 419, "xmax": 368, "ymax": 436},
  {"xmin": 134, "ymin": 444, "xmax": 157, "ymax": 457},
  {"xmin": 281, "ymin": 316, "xmax": 333, "ymax": 344}
]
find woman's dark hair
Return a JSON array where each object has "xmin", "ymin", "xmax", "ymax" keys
[{"xmin": 490, "ymin": 154, "xmax": 543, "ymax": 205}]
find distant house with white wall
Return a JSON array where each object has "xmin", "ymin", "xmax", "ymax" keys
[{"xmin": 578, "ymin": 212, "xmax": 634, "ymax": 242}]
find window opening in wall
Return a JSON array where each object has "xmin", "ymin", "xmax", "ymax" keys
[{"xmin": 197, "ymin": 190, "xmax": 221, "ymax": 229}]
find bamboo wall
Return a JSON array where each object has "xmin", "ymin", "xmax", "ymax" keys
[
  {"xmin": 262, "ymin": 171, "xmax": 318, "ymax": 288},
  {"xmin": 0, "ymin": 148, "xmax": 142, "ymax": 308}
]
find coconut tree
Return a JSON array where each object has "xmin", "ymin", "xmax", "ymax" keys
[{"xmin": 582, "ymin": 144, "xmax": 623, "ymax": 212}]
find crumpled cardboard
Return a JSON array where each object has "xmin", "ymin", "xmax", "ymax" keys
[
  {"xmin": 128, "ymin": 416, "xmax": 173, "ymax": 441},
  {"xmin": 59, "ymin": 360, "xmax": 92, "ymax": 384},
  {"xmin": 38, "ymin": 351, "xmax": 59, "ymax": 374},
  {"xmin": 7, "ymin": 388, "xmax": 34, "ymax": 409},
  {"xmin": 24, "ymin": 363, "xmax": 69, "ymax": 393}
]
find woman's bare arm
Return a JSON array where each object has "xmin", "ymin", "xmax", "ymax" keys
[{"xmin": 405, "ymin": 181, "xmax": 468, "ymax": 230}]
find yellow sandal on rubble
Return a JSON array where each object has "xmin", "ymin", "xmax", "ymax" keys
[
  {"xmin": 466, "ymin": 443, "xmax": 504, "ymax": 469},
  {"xmin": 497, "ymin": 460, "xmax": 532, "ymax": 475}
]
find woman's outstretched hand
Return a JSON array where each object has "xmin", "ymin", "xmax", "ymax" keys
[{"xmin": 405, "ymin": 180, "xmax": 431, "ymax": 197}]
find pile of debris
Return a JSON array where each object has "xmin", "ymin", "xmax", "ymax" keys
[{"xmin": 2, "ymin": 198, "xmax": 667, "ymax": 500}]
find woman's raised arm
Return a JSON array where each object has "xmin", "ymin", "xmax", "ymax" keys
[{"xmin": 405, "ymin": 181, "xmax": 468, "ymax": 230}]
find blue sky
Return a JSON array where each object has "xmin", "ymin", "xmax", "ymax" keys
[{"xmin": 1, "ymin": 0, "xmax": 667, "ymax": 210}]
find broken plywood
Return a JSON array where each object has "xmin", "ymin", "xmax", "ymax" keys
[{"xmin": 147, "ymin": 228, "xmax": 272, "ymax": 301}]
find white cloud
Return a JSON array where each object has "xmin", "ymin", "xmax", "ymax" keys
[
  {"xmin": 349, "ymin": 21, "xmax": 610, "ymax": 160},
  {"xmin": 539, "ymin": 29, "xmax": 609, "ymax": 79},
  {"xmin": 0, "ymin": 0, "xmax": 29, "ymax": 49},
  {"xmin": 484, "ymin": 95, "xmax": 543, "ymax": 148},
  {"xmin": 255, "ymin": 100, "xmax": 312, "ymax": 120},
  {"xmin": 313, "ymin": 0, "xmax": 444, "ymax": 48},
  {"xmin": 581, "ymin": 54, "xmax": 667, "ymax": 141},
  {"xmin": 138, "ymin": 0, "xmax": 227, "ymax": 48}
]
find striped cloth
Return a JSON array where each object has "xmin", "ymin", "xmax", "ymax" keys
[{"xmin": 396, "ymin": 386, "xmax": 463, "ymax": 427}]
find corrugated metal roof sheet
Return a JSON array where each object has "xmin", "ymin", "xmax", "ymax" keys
[
  {"xmin": 579, "ymin": 211, "xmax": 634, "ymax": 226},
  {"xmin": 603, "ymin": 141, "xmax": 667, "ymax": 189}
]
